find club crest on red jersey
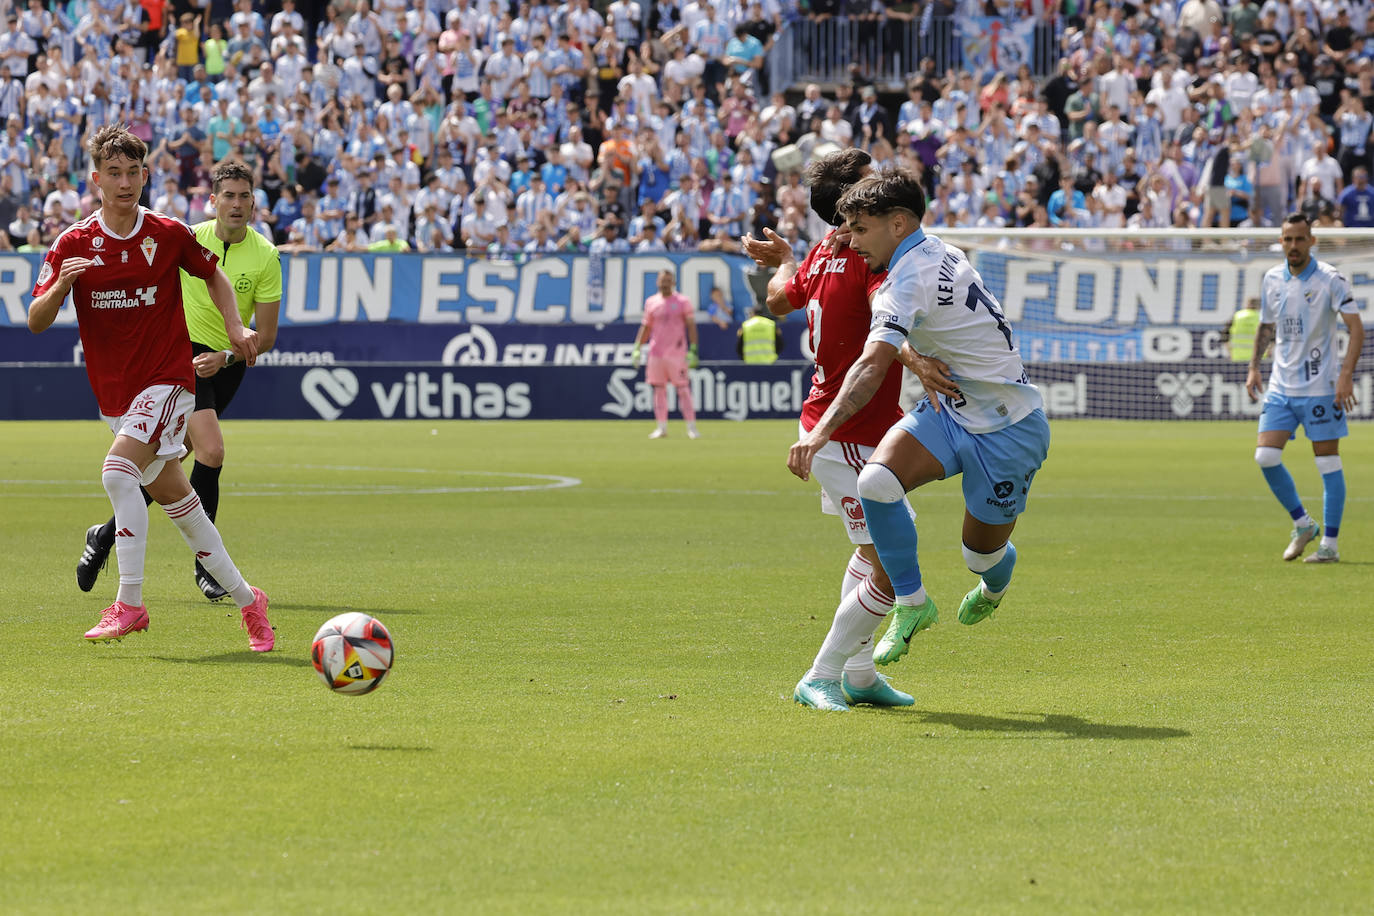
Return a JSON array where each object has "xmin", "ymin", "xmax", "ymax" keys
[{"xmin": 140, "ymin": 237, "xmax": 157, "ymax": 266}]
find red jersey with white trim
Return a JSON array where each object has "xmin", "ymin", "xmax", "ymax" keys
[
  {"xmin": 32, "ymin": 208, "xmax": 220, "ymax": 417},
  {"xmin": 784, "ymin": 230, "xmax": 902, "ymax": 446}
]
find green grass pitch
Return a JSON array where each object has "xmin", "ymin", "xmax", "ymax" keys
[{"xmin": 1, "ymin": 418, "xmax": 1371, "ymax": 914}]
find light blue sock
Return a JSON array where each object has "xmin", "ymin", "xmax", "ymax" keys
[
  {"xmin": 982, "ymin": 542, "xmax": 1017, "ymax": 595},
  {"xmin": 1260, "ymin": 463, "xmax": 1306, "ymax": 520},
  {"xmin": 1322, "ymin": 470, "xmax": 1345, "ymax": 537},
  {"xmin": 858, "ymin": 496, "xmax": 922, "ymax": 598}
]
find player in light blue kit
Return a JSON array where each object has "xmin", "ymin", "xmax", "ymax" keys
[
  {"xmin": 788, "ymin": 169, "xmax": 1050, "ymax": 667},
  {"xmin": 1246, "ymin": 213, "xmax": 1365, "ymax": 563}
]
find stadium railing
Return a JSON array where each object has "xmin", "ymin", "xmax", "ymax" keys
[{"xmin": 769, "ymin": 16, "xmax": 1062, "ymax": 90}]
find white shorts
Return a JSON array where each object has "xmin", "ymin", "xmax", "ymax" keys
[
  {"xmin": 805, "ymin": 422, "xmax": 915, "ymax": 545},
  {"xmin": 102, "ymin": 384, "xmax": 193, "ymax": 485}
]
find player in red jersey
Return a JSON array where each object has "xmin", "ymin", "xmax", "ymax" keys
[
  {"xmin": 27, "ymin": 125, "xmax": 275, "ymax": 651},
  {"xmin": 744, "ymin": 149, "xmax": 955, "ymax": 711}
]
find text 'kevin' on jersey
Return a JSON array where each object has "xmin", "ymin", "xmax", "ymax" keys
[{"xmin": 868, "ymin": 230, "xmax": 1042, "ymax": 433}]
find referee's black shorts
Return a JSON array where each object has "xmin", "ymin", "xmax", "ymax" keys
[{"xmin": 190, "ymin": 342, "xmax": 248, "ymax": 415}]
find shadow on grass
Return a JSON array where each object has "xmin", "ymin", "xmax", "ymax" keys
[
  {"xmin": 907, "ymin": 710, "xmax": 1190, "ymax": 740},
  {"xmin": 347, "ymin": 744, "xmax": 434, "ymax": 752},
  {"xmin": 148, "ymin": 651, "xmax": 313, "ymax": 667},
  {"xmin": 268, "ymin": 604, "xmax": 426, "ymax": 616}
]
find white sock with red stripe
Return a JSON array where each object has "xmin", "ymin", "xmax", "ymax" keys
[
  {"xmin": 162, "ymin": 492, "xmax": 255, "ymax": 607},
  {"xmin": 103, "ymin": 455, "xmax": 149, "ymax": 607},
  {"xmin": 805, "ymin": 574, "xmax": 895, "ymax": 682},
  {"xmin": 842, "ymin": 577, "xmax": 894, "ymax": 688},
  {"xmin": 840, "ymin": 548, "xmax": 872, "ymax": 601}
]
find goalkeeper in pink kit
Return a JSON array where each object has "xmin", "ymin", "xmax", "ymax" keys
[{"xmin": 633, "ymin": 269, "xmax": 701, "ymax": 439}]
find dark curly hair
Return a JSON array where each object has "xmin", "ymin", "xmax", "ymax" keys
[
  {"xmin": 836, "ymin": 168, "xmax": 927, "ymax": 224},
  {"xmin": 803, "ymin": 148, "xmax": 872, "ymax": 227}
]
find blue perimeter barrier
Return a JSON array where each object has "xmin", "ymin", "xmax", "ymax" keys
[{"xmin": 7, "ymin": 362, "xmax": 1373, "ymax": 422}]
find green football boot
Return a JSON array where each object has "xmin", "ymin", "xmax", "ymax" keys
[
  {"xmin": 872, "ymin": 596, "xmax": 938, "ymax": 666},
  {"xmin": 793, "ymin": 677, "xmax": 849, "ymax": 711},
  {"xmin": 841, "ymin": 672, "xmax": 914, "ymax": 707},
  {"xmin": 957, "ymin": 584, "xmax": 1002, "ymax": 626}
]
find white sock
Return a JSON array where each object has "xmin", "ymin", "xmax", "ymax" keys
[
  {"xmin": 806, "ymin": 575, "xmax": 895, "ymax": 682},
  {"xmin": 896, "ymin": 585, "xmax": 927, "ymax": 607},
  {"xmin": 102, "ymin": 455, "xmax": 147, "ymax": 607},
  {"xmin": 841, "ymin": 634, "xmax": 883, "ymax": 687},
  {"xmin": 1321, "ymin": 536, "xmax": 1338, "ymax": 550},
  {"xmin": 840, "ymin": 548, "xmax": 872, "ymax": 601},
  {"xmin": 1296, "ymin": 513, "xmax": 1315, "ymax": 528},
  {"xmin": 163, "ymin": 493, "xmax": 255, "ymax": 607}
]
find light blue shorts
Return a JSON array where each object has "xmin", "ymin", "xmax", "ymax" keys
[
  {"xmin": 893, "ymin": 404, "xmax": 1051, "ymax": 524},
  {"xmin": 1258, "ymin": 393, "xmax": 1348, "ymax": 441}
]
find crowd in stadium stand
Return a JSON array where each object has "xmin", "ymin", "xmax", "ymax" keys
[{"xmin": 3, "ymin": 0, "xmax": 1374, "ymax": 261}]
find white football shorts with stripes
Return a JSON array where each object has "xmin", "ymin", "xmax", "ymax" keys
[
  {"xmin": 804, "ymin": 422, "xmax": 915, "ymax": 545},
  {"xmin": 102, "ymin": 384, "xmax": 194, "ymax": 483}
]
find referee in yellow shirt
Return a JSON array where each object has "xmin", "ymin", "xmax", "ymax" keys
[{"xmin": 76, "ymin": 161, "xmax": 282, "ymax": 601}]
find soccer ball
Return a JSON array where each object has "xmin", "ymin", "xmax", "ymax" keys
[{"xmin": 311, "ymin": 613, "xmax": 393, "ymax": 695}]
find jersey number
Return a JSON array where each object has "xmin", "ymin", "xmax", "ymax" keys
[
  {"xmin": 806, "ymin": 297, "xmax": 824, "ymax": 383},
  {"xmin": 965, "ymin": 283, "xmax": 1013, "ymax": 350}
]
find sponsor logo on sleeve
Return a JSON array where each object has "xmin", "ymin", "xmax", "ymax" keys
[
  {"xmin": 871, "ymin": 311, "xmax": 906, "ymax": 334},
  {"xmin": 37, "ymin": 261, "xmax": 52, "ymax": 286}
]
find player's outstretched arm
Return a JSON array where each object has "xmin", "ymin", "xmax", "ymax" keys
[
  {"xmin": 741, "ymin": 228, "xmax": 799, "ymax": 316},
  {"xmin": 27, "ymin": 257, "xmax": 91, "ymax": 333},
  {"xmin": 207, "ymin": 267, "xmax": 258, "ymax": 366},
  {"xmin": 1245, "ymin": 322, "xmax": 1275, "ymax": 402},
  {"xmin": 788, "ymin": 339, "xmax": 897, "ymax": 481},
  {"xmin": 1336, "ymin": 310, "xmax": 1365, "ymax": 410}
]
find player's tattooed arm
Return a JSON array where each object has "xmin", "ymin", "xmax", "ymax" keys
[
  {"xmin": 788, "ymin": 340, "xmax": 897, "ymax": 481},
  {"xmin": 1245, "ymin": 322, "xmax": 1275, "ymax": 402}
]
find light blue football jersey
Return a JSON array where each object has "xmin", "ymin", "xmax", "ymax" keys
[
  {"xmin": 868, "ymin": 229, "xmax": 1043, "ymax": 433},
  {"xmin": 1260, "ymin": 257, "xmax": 1359, "ymax": 397}
]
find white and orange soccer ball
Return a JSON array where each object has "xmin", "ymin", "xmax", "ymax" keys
[{"xmin": 311, "ymin": 613, "xmax": 393, "ymax": 695}]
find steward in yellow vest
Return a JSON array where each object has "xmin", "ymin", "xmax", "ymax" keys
[
  {"xmin": 1227, "ymin": 298, "xmax": 1261, "ymax": 362},
  {"xmin": 736, "ymin": 307, "xmax": 782, "ymax": 363}
]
